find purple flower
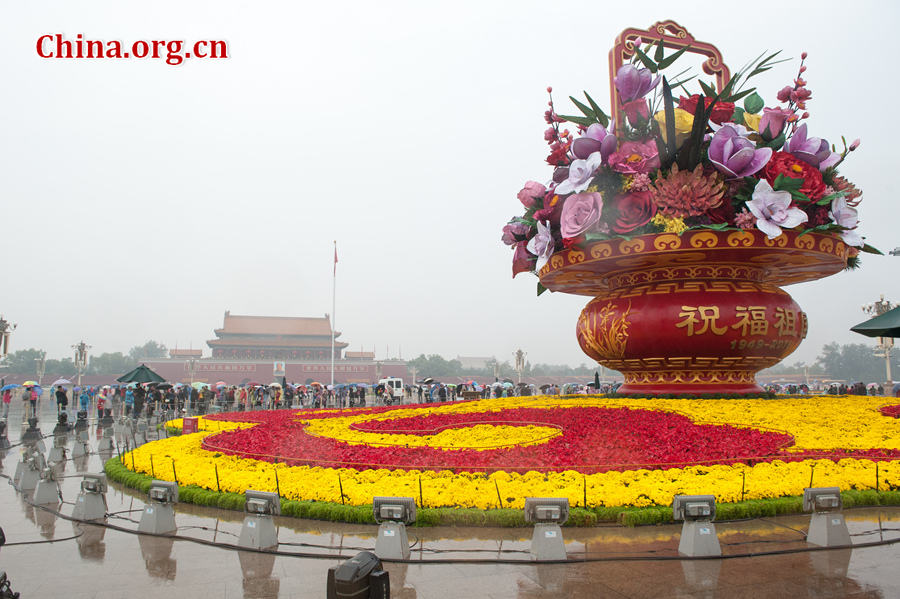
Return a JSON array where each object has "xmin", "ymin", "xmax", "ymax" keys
[
  {"xmin": 745, "ymin": 179, "xmax": 808, "ymax": 239},
  {"xmin": 571, "ymin": 123, "xmax": 617, "ymax": 162},
  {"xmin": 501, "ymin": 221, "xmax": 530, "ymax": 246},
  {"xmin": 708, "ymin": 123, "xmax": 772, "ymax": 179},
  {"xmin": 526, "ymin": 220, "xmax": 554, "ymax": 271},
  {"xmin": 828, "ymin": 197, "xmax": 863, "ymax": 247},
  {"xmin": 516, "ymin": 181, "xmax": 546, "ymax": 209},
  {"xmin": 614, "ymin": 64, "xmax": 660, "ymax": 102},
  {"xmin": 554, "ymin": 152, "xmax": 603, "ymax": 195},
  {"xmin": 785, "ymin": 124, "xmax": 839, "ymax": 170},
  {"xmin": 560, "ymin": 192, "xmax": 603, "ymax": 238}
]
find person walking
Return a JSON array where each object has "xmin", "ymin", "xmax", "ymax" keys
[
  {"xmin": 55, "ymin": 385, "xmax": 68, "ymax": 416},
  {"xmin": 2, "ymin": 388, "xmax": 11, "ymax": 419}
]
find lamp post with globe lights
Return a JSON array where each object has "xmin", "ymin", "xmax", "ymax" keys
[
  {"xmin": 0, "ymin": 315, "xmax": 16, "ymax": 364},
  {"xmin": 862, "ymin": 296, "xmax": 896, "ymax": 389},
  {"xmin": 72, "ymin": 341, "xmax": 91, "ymax": 391},
  {"xmin": 35, "ymin": 351, "xmax": 46, "ymax": 386},
  {"xmin": 513, "ymin": 349, "xmax": 526, "ymax": 385}
]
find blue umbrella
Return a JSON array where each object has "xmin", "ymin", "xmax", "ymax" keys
[
  {"xmin": 32, "ymin": 386, "xmax": 43, "ymax": 396},
  {"xmin": 0, "ymin": 384, "xmax": 20, "ymax": 391}
]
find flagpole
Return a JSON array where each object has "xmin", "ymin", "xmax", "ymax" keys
[{"xmin": 331, "ymin": 240, "xmax": 336, "ymax": 391}]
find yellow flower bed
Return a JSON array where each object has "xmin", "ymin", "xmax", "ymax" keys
[{"xmin": 120, "ymin": 395, "xmax": 900, "ymax": 510}]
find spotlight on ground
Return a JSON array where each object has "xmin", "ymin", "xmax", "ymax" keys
[
  {"xmin": 33, "ymin": 467, "xmax": 60, "ymax": 505},
  {"xmin": 673, "ymin": 494, "xmax": 721, "ymax": 557},
  {"xmin": 523, "ymin": 497, "xmax": 569, "ymax": 561},
  {"xmin": 72, "ymin": 473, "xmax": 108, "ymax": 521},
  {"xmin": 16, "ymin": 450, "xmax": 45, "ymax": 493},
  {"xmin": 326, "ymin": 550, "xmax": 390, "ymax": 599},
  {"xmin": 803, "ymin": 487, "xmax": 850, "ymax": 547},
  {"xmin": 373, "ymin": 496, "xmax": 416, "ymax": 560},
  {"xmin": 138, "ymin": 480, "xmax": 179, "ymax": 535},
  {"xmin": 238, "ymin": 489, "xmax": 280, "ymax": 550}
]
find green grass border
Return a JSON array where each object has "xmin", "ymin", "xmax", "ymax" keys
[{"xmin": 104, "ymin": 457, "xmax": 900, "ymax": 527}]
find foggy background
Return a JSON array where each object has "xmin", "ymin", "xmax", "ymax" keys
[{"xmin": 1, "ymin": 0, "xmax": 896, "ymax": 367}]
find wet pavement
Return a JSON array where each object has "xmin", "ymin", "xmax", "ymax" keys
[{"xmin": 1, "ymin": 401, "xmax": 900, "ymax": 598}]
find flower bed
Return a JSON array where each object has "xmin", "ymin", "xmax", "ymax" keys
[{"xmin": 111, "ymin": 395, "xmax": 900, "ymax": 522}]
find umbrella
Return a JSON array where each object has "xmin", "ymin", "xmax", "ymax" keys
[
  {"xmin": 191, "ymin": 382, "xmax": 208, "ymax": 389},
  {"xmin": 22, "ymin": 380, "xmax": 38, "ymax": 386},
  {"xmin": 117, "ymin": 364, "xmax": 166, "ymax": 384},
  {"xmin": 51, "ymin": 378, "xmax": 72, "ymax": 386},
  {"xmin": 422, "ymin": 377, "xmax": 434, "ymax": 385},
  {"xmin": 310, "ymin": 382, "xmax": 322, "ymax": 387},
  {"xmin": 851, "ymin": 306, "xmax": 900, "ymax": 338},
  {"xmin": 1, "ymin": 384, "xmax": 21, "ymax": 391},
  {"xmin": 156, "ymin": 383, "xmax": 174, "ymax": 390},
  {"xmin": 269, "ymin": 382, "xmax": 282, "ymax": 388}
]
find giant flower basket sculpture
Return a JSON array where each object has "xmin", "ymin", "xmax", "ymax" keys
[{"xmin": 503, "ymin": 22, "xmax": 875, "ymax": 395}]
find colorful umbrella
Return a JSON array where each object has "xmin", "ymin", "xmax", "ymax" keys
[{"xmin": 22, "ymin": 380, "xmax": 38, "ymax": 386}]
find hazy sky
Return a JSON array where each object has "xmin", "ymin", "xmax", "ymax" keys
[{"xmin": 1, "ymin": 1, "xmax": 897, "ymax": 369}]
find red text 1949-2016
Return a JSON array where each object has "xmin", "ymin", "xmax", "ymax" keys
[{"xmin": 36, "ymin": 34, "xmax": 228, "ymax": 66}]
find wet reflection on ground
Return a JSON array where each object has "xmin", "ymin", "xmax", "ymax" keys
[{"xmin": 0, "ymin": 405, "xmax": 899, "ymax": 598}]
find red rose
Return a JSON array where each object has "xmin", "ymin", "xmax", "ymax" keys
[
  {"xmin": 622, "ymin": 98, "xmax": 650, "ymax": 127},
  {"xmin": 762, "ymin": 151, "xmax": 826, "ymax": 200},
  {"xmin": 678, "ymin": 94, "xmax": 735, "ymax": 125},
  {"xmin": 612, "ymin": 190, "xmax": 657, "ymax": 233}
]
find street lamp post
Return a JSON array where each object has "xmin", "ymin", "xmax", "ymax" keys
[
  {"xmin": 492, "ymin": 359, "xmax": 500, "ymax": 382},
  {"xmin": 0, "ymin": 315, "xmax": 16, "ymax": 362},
  {"xmin": 72, "ymin": 341, "xmax": 91, "ymax": 391},
  {"xmin": 862, "ymin": 295, "xmax": 896, "ymax": 389},
  {"xmin": 513, "ymin": 349, "xmax": 526, "ymax": 385},
  {"xmin": 35, "ymin": 351, "xmax": 46, "ymax": 386}
]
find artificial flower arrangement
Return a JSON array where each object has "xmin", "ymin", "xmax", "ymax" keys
[{"xmin": 503, "ymin": 35, "xmax": 877, "ymax": 283}]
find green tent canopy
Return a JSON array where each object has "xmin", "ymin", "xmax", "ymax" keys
[
  {"xmin": 116, "ymin": 364, "xmax": 166, "ymax": 384},
  {"xmin": 850, "ymin": 306, "xmax": 900, "ymax": 338}
]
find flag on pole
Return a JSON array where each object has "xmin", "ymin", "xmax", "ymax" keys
[{"xmin": 334, "ymin": 241, "xmax": 338, "ymax": 275}]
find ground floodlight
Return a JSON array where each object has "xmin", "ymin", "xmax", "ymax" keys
[
  {"xmin": 524, "ymin": 497, "xmax": 569, "ymax": 561},
  {"xmin": 804, "ymin": 487, "xmax": 850, "ymax": 547},
  {"xmin": 72, "ymin": 473, "xmax": 108, "ymax": 521},
  {"xmin": 139, "ymin": 480, "xmax": 179, "ymax": 535},
  {"xmin": 373, "ymin": 497, "xmax": 416, "ymax": 524},
  {"xmin": 238, "ymin": 489, "xmax": 280, "ymax": 550},
  {"xmin": 803, "ymin": 487, "xmax": 842, "ymax": 512},
  {"xmin": 33, "ymin": 468, "xmax": 60, "ymax": 505},
  {"xmin": 326, "ymin": 551, "xmax": 390, "ymax": 599},
  {"xmin": 673, "ymin": 494, "xmax": 721, "ymax": 557},
  {"xmin": 17, "ymin": 451, "xmax": 44, "ymax": 492},
  {"xmin": 373, "ymin": 497, "xmax": 416, "ymax": 560}
]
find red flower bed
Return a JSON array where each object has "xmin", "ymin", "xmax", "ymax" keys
[
  {"xmin": 879, "ymin": 404, "xmax": 900, "ymax": 418},
  {"xmin": 203, "ymin": 406, "xmax": 799, "ymax": 473}
]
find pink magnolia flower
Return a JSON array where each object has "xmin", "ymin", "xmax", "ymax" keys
[
  {"xmin": 828, "ymin": 197, "xmax": 863, "ymax": 247},
  {"xmin": 555, "ymin": 153, "xmax": 603, "ymax": 195},
  {"xmin": 512, "ymin": 241, "xmax": 536, "ymax": 277},
  {"xmin": 745, "ymin": 180, "xmax": 808, "ymax": 239},
  {"xmin": 560, "ymin": 192, "xmax": 603, "ymax": 238},
  {"xmin": 526, "ymin": 220, "xmax": 555, "ymax": 271}
]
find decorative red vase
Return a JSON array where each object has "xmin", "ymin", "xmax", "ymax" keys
[{"xmin": 539, "ymin": 230, "xmax": 850, "ymax": 394}]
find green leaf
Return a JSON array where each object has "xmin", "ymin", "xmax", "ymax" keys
[
  {"xmin": 765, "ymin": 133, "xmax": 786, "ymax": 150},
  {"xmin": 654, "ymin": 39, "xmax": 665, "ymax": 62},
  {"xmin": 726, "ymin": 87, "xmax": 756, "ymax": 104},
  {"xmin": 731, "ymin": 106, "xmax": 746, "ymax": 125},
  {"xmin": 558, "ymin": 114, "xmax": 596, "ymax": 127},
  {"xmin": 657, "ymin": 45, "xmax": 690, "ymax": 70},
  {"xmin": 569, "ymin": 96, "xmax": 596, "ymax": 119},
  {"xmin": 633, "ymin": 47, "xmax": 658, "ymax": 73},
  {"xmin": 661, "ymin": 76, "xmax": 677, "ymax": 168},
  {"xmin": 772, "ymin": 174, "xmax": 803, "ymax": 192},
  {"xmin": 699, "ymin": 80, "xmax": 716, "ymax": 98},
  {"xmin": 583, "ymin": 91, "xmax": 609, "ymax": 128},
  {"xmin": 861, "ymin": 243, "xmax": 883, "ymax": 255},
  {"xmin": 744, "ymin": 92, "xmax": 765, "ymax": 114},
  {"xmin": 537, "ymin": 282, "xmax": 548, "ymax": 296},
  {"xmin": 698, "ymin": 223, "xmax": 730, "ymax": 230}
]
